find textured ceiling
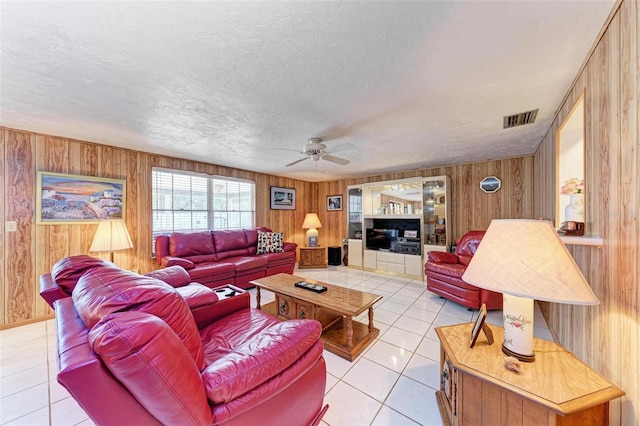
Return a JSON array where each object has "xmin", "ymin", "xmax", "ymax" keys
[{"xmin": 0, "ymin": 1, "xmax": 615, "ymax": 182}]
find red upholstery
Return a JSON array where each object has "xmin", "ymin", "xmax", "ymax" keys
[
  {"xmin": 155, "ymin": 228, "xmax": 297, "ymax": 289},
  {"xmin": 424, "ymin": 231, "xmax": 503, "ymax": 310},
  {"xmin": 49, "ymin": 257, "xmax": 327, "ymax": 426},
  {"xmin": 73, "ymin": 267, "xmax": 206, "ymax": 369}
]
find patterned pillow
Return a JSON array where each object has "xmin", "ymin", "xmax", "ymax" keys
[{"xmin": 256, "ymin": 231, "xmax": 285, "ymax": 254}]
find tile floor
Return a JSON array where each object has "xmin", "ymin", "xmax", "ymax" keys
[{"xmin": 0, "ymin": 265, "xmax": 554, "ymax": 426}]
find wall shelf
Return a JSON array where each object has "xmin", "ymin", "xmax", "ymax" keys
[{"xmin": 560, "ymin": 235, "xmax": 603, "ymax": 246}]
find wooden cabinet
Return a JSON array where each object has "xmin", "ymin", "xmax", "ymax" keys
[
  {"xmin": 275, "ymin": 294, "xmax": 316, "ymax": 320},
  {"xmin": 435, "ymin": 323, "xmax": 624, "ymax": 426},
  {"xmin": 298, "ymin": 247, "xmax": 327, "ymax": 269}
]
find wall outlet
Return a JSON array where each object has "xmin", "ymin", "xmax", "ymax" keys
[{"xmin": 6, "ymin": 221, "xmax": 17, "ymax": 232}]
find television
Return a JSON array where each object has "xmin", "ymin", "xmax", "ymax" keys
[{"xmin": 366, "ymin": 228, "xmax": 398, "ymax": 251}]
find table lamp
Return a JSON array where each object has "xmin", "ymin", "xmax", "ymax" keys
[
  {"xmin": 90, "ymin": 219, "xmax": 134, "ymax": 262},
  {"xmin": 302, "ymin": 213, "xmax": 322, "ymax": 247},
  {"xmin": 462, "ymin": 219, "xmax": 599, "ymax": 362}
]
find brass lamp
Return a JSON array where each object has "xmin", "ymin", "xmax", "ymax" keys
[
  {"xmin": 462, "ymin": 219, "xmax": 599, "ymax": 362},
  {"xmin": 302, "ymin": 213, "xmax": 322, "ymax": 247},
  {"xmin": 89, "ymin": 219, "xmax": 134, "ymax": 263}
]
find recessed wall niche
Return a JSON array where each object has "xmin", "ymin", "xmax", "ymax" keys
[{"xmin": 556, "ymin": 93, "xmax": 585, "ymax": 228}]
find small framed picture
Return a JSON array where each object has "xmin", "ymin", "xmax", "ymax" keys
[
  {"xmin": 470, "ymin": 304, "xmax": 493, "ymax": 348},
  {"xmin": 308, "ymin": 236, "xmax": 318, "ymax": 247},
  {"xmin": 327, "ymin": 195, "xmax": 342, "ymax": 211}
]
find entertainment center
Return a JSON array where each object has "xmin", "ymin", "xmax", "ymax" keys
[{"xmin": 346, "ymin": 176, "xmax": 450, "ymax": 279}]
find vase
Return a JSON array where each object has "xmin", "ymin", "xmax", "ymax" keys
[{"xmin": 565, "ymin": 193, "xmax": 584, "ymax": 222}]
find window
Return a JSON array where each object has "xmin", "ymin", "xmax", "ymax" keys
[{"xmin": 151, "ymin": 168, "xmax": 255, "ymax": 254}]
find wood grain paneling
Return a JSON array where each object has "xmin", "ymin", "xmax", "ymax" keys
[
  {"xmin": 534, "ymin": 1, "xmax": 638, "ymax": 424},
  {"xmin": 317, "ymin": 156, "xmax": 534, "ymax": 248},
  {"xmin": 0, "ymin": 127, "xmax": 316, "ymax": 328}
]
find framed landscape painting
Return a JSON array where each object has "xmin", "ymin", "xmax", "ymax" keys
[
  {"xmin": 270, "ymin": 186, "xmax": 296, "ymax": 210},
  {"xmin": 36, "ymin": 171, "xmax": 126, "ymax": 224}
]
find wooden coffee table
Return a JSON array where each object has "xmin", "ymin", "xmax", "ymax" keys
[{"xmin": 251, "ymin": 273, "xmax": 383, "ymax": 361}]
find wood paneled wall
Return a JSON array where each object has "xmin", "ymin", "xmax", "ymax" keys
[
  {"xmin": 0, "ymin": 128, "xmax": 318, "ymax": 328},
  {"xmin": 0, "ymin": 125, "xmax": 534, "ymax": 328},
  {"xmin": 533, "ymin": 1, "xmax": 638, "ymax": 424},
  {"xmin": 316, "ymin": 156, "xmax": 534, "ymax": 248}
]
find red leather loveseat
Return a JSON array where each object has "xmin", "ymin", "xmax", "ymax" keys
[
  {"xmin": 155, "ymin": 227, "xmax": 297, "ymax": 289},
  {"xmin": 44, "ymin": 255, "xmax": 328, "ymax": 426},
  {"xmin": 424, "ymin": 230, "xmax": 502, "ymax": 310}
]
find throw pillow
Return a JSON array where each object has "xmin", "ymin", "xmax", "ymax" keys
[{"xmin": 256, "ymin": 231, "xmax": 284, "ymax": 254}]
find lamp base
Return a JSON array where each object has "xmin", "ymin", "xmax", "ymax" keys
[{"xmin": 501, "ymin": 344, "xmax": 535, "ymax": 362}]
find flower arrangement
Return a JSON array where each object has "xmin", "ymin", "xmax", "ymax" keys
[{"xmin": 560, "ymin": 178, "xmax": 584, "ymax": 195}]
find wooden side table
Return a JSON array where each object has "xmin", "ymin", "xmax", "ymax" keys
[
  {"xmin": 435, "ymin": 323, "xmax": 624, "ymax": 426},
  {"xmin": 299, "ymin": 247, "xmax": 327, "ymax": 269}
]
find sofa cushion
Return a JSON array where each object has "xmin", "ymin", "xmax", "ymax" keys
[
  {"xmin": 170, "ymin": 231, "xmax": 215, "ymax": 257},
  {"xmin": 243, "ymin": 227, "xmax": 271, "ymax": 255},
  {"xmin": 51, "ymin": 255, "xmax": 116, "ymax": 295},
  {"xmin": 260, "ymin": 251, "xmax": 296, "ymax": 267},
  {"xmin": 212, "ymin": 230, "xmax": 249, "ymax": 253},
  {"xmin": 73, "ymin": 267, "xmax": 205, "ymax": 370},
  {"xmin": 227, "ymin": 256, "xmax": 267, "ymax": 273},
  {"xmin": 201, "ymin": 319, "xmax": 322, "ymax": 404},
  {"xmin": 187, "ymin": 262, "xmax": 236, "ymax": 281},
  {"xmin": 256, "ymin": 231, "xmax": 284, "ymax": 254},
  {"xmin": 90, "ymin": 311, "xmax": 212, "ymax": 425}
]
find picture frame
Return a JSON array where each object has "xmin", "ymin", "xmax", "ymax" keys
[
  {"xmin": 470, "ymin": 304, "xmax": 494, "ymax": 348},
  {"xmin": 36, "ymin": 171, "xmax": 126, "ymax": 224},
  {"xmin": 480, "ymin": 176, "xmax": 501, "ymax": 193},
  {"xmin": 327, "ymin": 195, "xmax": 342, "ymax": 211},
  {"xmin": 308, "ymin": 236, "xmax": 318, "ymax": 247},
  {"xmin": 270, "ymin": 186, "xmax": 296, "ymax": 210}
]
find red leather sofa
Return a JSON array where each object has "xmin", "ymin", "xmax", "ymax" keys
[
  {"xmin": 155, "ymin": 227, "xmax": 297, "ymax": 289},
  {"xmin": 44, "ymin": 255, "xmax": 328, "ymax": 426},
  {"xmin": 424, "ymin": 230, "xmax": 502, "ymax": 310}
]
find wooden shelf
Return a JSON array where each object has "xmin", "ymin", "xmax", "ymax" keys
[{"xmin": 560, "ymin": 235, "xmax": 603, "ymax": 246}]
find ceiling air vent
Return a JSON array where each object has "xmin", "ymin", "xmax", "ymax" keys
[{"xmin": 503, "ymin": 109, "xmax": 538, "ymax": 129}]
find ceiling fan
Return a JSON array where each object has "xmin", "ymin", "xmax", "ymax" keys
[{"xmin": 283, "ymin": 138, "xmax": 354, "ymax": 167}]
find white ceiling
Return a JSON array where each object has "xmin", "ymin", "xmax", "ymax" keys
[{"xmin": 0, "ymin": 1, "xmax": 615, "ymax": 182}]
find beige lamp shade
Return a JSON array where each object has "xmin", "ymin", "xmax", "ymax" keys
[
  {"xmin": 302, "ymin": 213, "xmax": 322, "ymax": 229},
  {"xmin": 90, "ymin": 220, "xmax": 134, "ymax": 258},
  {"xmin": 462, "ymin": 219, "xmax": 598, "ymax": 304}
]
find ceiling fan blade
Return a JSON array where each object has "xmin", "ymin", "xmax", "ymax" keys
[
  {"xmin": 322, "ymin": 154, "xmax": 350, "ymax": 166},
  {"xmin": 286, "ymin": 157, "xmax": 310, "ymax": 167},
  {"xmin": 274, "ymin": 147, "xmax": 303, "ymax": 153},
  {"xmin": 327, "ymin": 143, "xmax": 356, "ymax": 154}
]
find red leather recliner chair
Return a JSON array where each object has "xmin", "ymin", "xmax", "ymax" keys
[
  {"xmin": 43, "ymin": 255, "xmax": 328, "ymax": 426},
  {"xmin": 424, "ymin": 231, "xmax": 502, "ymax": 310}
]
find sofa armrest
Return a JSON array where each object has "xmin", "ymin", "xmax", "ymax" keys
[
  {"xmin": 427, "ymin": 251, "xmax": 459, "ymax": 264},
  {"xmin": 283, "ymin": 242, "xmax": 297, "ymax": 252},
  {"xmin": 40, "ymin": 274, "xmax": 69, "ymax": 309},
  {"xmin": 191, "ymin": 285, "xmax": 250, "ymax": 329},
  {"xmin": 160, "ymin": 256, "xmax": 195, "ymax": 269},
  {"xmin": 145, "ymin": 266, "xmax": 191, "ymax": 288}
]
